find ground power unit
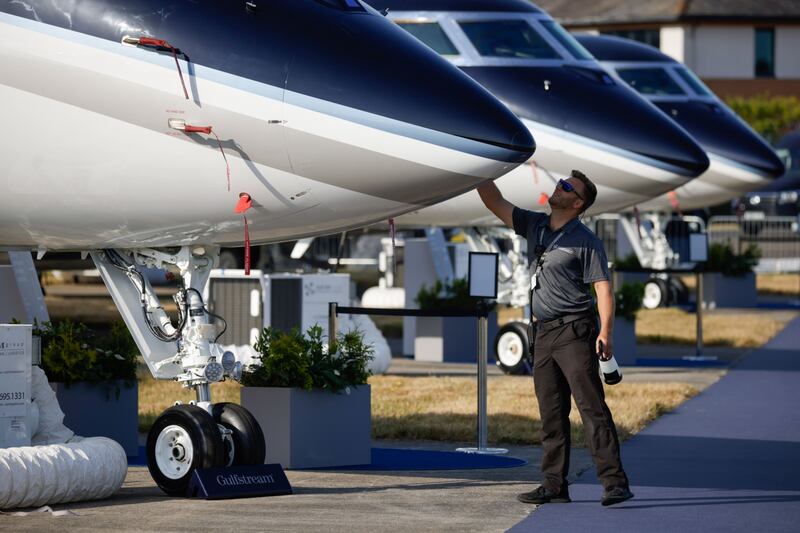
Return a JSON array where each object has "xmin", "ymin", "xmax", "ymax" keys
[{"xmin": 206, "ymin": 271, "xmax": 351, "ymax": 347}]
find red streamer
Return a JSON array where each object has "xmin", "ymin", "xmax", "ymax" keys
[{"xmin": 137, "ymin": 37, "xmax": 189, "ymax": 100}]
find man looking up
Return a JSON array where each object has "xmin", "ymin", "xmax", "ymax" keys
[{"xmin": 477, "ymin": 170, "xmax": 633, "ymax": 507}]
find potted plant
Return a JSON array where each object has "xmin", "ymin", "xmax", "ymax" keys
[
  {"xmin": 240, "ymin": 325, "xmax": 373, "ymax": 469},
  {"xmin": 414, "ymin": 278, "xmax": 498, "ymax": 363},
  {"xmin": 701, "ymin": 243, "xmax": 760, "ymax": 308},
  {"xmin": 36, "ymin": 320, "xmax": 139, "ymax": 455},
  {"xmin": 613, "ymin": 282, "xmax": 643, "ymax": 366}
]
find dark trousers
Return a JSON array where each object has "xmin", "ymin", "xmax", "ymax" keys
[{"xmin": 532, "ymin": 315, "xmax": 629, "ymax": 492}]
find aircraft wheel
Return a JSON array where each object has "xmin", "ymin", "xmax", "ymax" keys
[
  {"xmin": 642, "ymin": 279, "xmax": 668, "ymax": 309},
  {"xmin": 212, "ymin": 403, "xmax": 266, "ymax": 466},
  {"xmin": 147, "ymin": 405, "xmax": 225, "ymax": 496},
  {"xmin": 495, "ymin": 322, "xmax": 530, "ymax": 375}
]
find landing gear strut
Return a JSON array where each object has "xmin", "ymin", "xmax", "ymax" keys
[{"xmin": 91, "ymin": 246, "xmax": 266, "ymax": 495}]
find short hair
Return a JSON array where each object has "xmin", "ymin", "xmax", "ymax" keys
[{"xmin": 571, "ymin": 170, "xmax": 597, "ymax": 213}]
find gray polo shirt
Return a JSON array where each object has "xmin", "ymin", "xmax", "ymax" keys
[{"xmin": 512, "ymin": 207, "xmax": 610, "ymax": 322}]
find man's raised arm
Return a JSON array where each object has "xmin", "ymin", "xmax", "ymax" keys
[{"xmin": 477, "ymin": 182, "xmax": 516, "ymax": 229}]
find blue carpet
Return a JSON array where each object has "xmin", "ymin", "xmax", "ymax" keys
[
  {"xmin": 635, "ymin": 357, "xmax": 728, "ymax": 368},
  {"xmin": 129, "ymin": 446, "xmax": 527, "ymax": 470},
  {"xmin": 511, "ymin": 315, "xmax": 800, "ymax": 533},
  {"xmin": 757, "ymin": 301, "xmax": 800, "ymax": 310},
  {"xmin": 128, "ymin": 446, "xmax": 147, "ymax": 467},
  {"xmin": 305, "ymin": 447, "xmax": 527, "ymax": 471}
]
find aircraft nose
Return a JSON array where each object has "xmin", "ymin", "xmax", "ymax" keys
[
  {"xmin": 653, "ymin": 101, "xmax": 785, "ymax": 178},
  {"xmin": 462, "ymin": 65, "xmax": 709, "ymax": 177},
  {"xmin": 282, "ymin": 5, "xmax": 534, "ymax": 165}
]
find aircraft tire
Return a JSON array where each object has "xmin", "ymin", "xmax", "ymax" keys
[
  {"xmin": 495, "ymin": 321, "xmax": 530, "ymax": 375},
  {"xmin": 147, "ymin": 405, "xmax": 225, "ymax": 496},
  {"xmin": 212, "ymin": 403, "xmax": 266, "ymax": 466},
  {"xmin": 642, "ymin": 279, "xmax": 668, "ymax": 309}
]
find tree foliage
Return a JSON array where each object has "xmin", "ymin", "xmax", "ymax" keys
[{"xmin": 724, "ymin": 94, "xmax": 800, "ymax": 143}]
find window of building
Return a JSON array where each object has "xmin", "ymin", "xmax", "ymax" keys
[
  {"xmin": 755, "ymin": 28, "xmax": 775, "ymax": 77},
  {"xmin": 600, "ymin": 29, "xmax": 660, "ymax": 49},
  {"xmin": 616, "ymin": 67, "xmax": 685, "ymax": 95},
  {"xmin": 459, "ymin": 20, "xmax": 560, "ymax": 59},
  {"xmin": 396, "ymin": 22, "xmax": 460, "ymax": 55}
]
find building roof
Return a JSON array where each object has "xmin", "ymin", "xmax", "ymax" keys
[{"xmin": 534, "ymin": 0, "xmax": 800, "ymax": 26}]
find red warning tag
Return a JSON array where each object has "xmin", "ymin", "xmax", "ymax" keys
[{"xmin": 235, "ymin": 193, "xmax": 252, "ymax": 214}]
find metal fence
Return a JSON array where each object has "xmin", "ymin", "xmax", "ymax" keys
[{"xmin": 708, "ymin": 216, "xmax": 800, "ymax": 272}]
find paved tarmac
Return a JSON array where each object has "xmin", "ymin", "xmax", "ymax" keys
[
  {"xmin": 0, "ymin": 354, "xmax": 727, "ymax": 533},
  {"xmin": 5, "ymin": 308, "xmax": 796, "ymax": 532},
  {"xmin": 512, "ymin": 315, "xmax": 800, "ymax": 533}
]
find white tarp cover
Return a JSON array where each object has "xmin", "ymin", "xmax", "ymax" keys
[
  {"xmin": 0, "ymin": 437, "xmax": 127, "ymax": 509},
  {"xmin": 0, "ymin": 366, "xmax": 127, "ymax": 510}
]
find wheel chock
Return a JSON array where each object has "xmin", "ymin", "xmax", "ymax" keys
[{"xmin": 186, "ymin": 464, "xmax": 292, "ymax": 499}]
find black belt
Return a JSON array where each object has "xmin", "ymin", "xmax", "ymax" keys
[{"xmin": 536, "ymin": 312, "xmax": 595, "ymax": 332}]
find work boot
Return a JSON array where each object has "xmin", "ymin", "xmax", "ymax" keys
[
  {"xmin": 601, "ymin": 486, "xmax": 634, "ymax": 506},
  {"xmin": 517, "ymin": 484, "xmax": 571, "ymax": 504}
]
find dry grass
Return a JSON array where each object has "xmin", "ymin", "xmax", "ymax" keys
[
  {"xmin": 757, "ymin": 273, "xmax": 800, "ymax": 296},
  {"xmin": 138, "ymin": 372, "xmax": 696, "ymax": 445},
  {"xmin": 370, "ymin": 375, "xmax": 697, "ymax": 446},
  {"xmin": 636, "ymin": 308, "xmax": 794, "ymax": 347}
]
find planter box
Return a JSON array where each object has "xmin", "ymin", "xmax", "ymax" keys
[
  {"xmin": 612, "ymin": 318, "xmax": 636, "ymax": 367},
  {"xmin": 414, "ymin": 313, "xmax": 499, "ymax": 363},
  {"xmin": 241, "ymin": 385, "xmax": 370, "ymax": 469},
  {"xmin": 50, "ymin": 380, "xmax": 138, "ymax": 456},
  {"xmin": 701, "ymin": 272, "xmax": 757, "ymax": 309}
]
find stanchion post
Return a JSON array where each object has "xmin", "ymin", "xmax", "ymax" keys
[
  {"xmin": 457, "ymin": 300, "xmax": 506, "ymax": 455},
  {"xmin": 328, "ymin": 302, "xmax": 338, "ymax": 354},
  {"xmin": 477, "ymin": 309, "xmax": 488, "ymax": 450},
  {"xmin": 696, "ymin": 271, "xmax": 703, "ymax": 357}
]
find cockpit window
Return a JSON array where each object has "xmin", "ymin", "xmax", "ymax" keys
[
  {"xmin": 459, "ymin": 20, "xmax": 560, "ymax": 59},
  {"xmin": 616, "ymin": 67, "xmax": 685, "ymax": 95},
  {"xmin": 539, "ymin": 20, "xmax": 593, "ymax": 60},
  {"xmin": 674, "ymin": 67, "xmax": 712, "ymax": 97},
  {"xmin": 397, "ymin": 22, "xmax": 459, "ymax": 55}
]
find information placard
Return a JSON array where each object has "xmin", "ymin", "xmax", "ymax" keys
[
  {"xmin": 0, "ymin": 325, "xmax": 31, "ymax": 418},
  {"xmin": 468, "ymin": 252, "xmax": 498, "ymax": 299}
]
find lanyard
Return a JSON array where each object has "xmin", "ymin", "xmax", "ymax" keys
[
  {"xmin": 530, "ymin": 224, "xmax": 567, "ymax": 294},
  {"xmin": 535, "ymin": 225, "xmax": 567, "ymax": 270}
]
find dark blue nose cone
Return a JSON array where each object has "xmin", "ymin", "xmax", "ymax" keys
[
  {"xmin": 652, "ymin": 101, "xmax": 785, "ymax": 178},
  {"xmin": 281, "ymin": 3, "xmax": 534, "ymax": 161},
  {"xmin": 461, "ymin": 66, "xmax": 709, "ymax": 175}
]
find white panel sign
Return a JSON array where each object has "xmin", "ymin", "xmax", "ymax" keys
[
  {"xmin": 468, "ymin": 253, "xmax": 498, "ymax": 299},
  {"xmin": 302, "ymin": 274, "xmax": 349, "ymax": 337},
  {"xmin": 0, "ymin": 324, "xmax": 31, "ymax": 448},
  {"xmin": 0, "ymin": 325, "xmax": 30, "ymax": 418},
  {"xmin": 690, "ymin": 233, "xmax": 709, "ymax": 263}
]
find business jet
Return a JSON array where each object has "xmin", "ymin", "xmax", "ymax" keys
[
  {"xmin": 575, "ymin": 34, "xmax": 785, "ymax": 211},
  {"xmin": 0, "ymin": 0, "xmax": 533, "ymax": 494},
  {"xmin": 365, "ymin": 0, "xmax": 710, "ymax": 226}
]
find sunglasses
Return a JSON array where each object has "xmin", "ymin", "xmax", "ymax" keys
[{"xmin": 558, "ymin": 179, "xmax": 584, "ymax": 201}]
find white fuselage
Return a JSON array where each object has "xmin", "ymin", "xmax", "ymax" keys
[{"xmin": 0, "ymin": 13, "xmax": 523, "ymax": 251}]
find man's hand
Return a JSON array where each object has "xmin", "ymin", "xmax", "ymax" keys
[
  {"xmin": 593, "ymin": 279, "xmax": 615, "ymax": 361},
  {"xmin": 596, "ymin": 334, "xmax": 613, "ymax": 361}
]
